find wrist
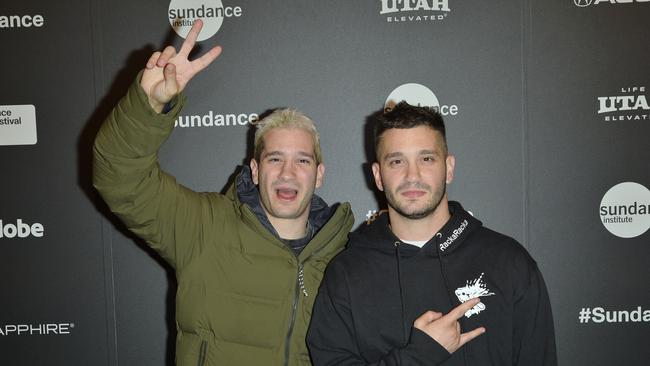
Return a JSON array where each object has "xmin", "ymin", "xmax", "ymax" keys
[{"xmin": 147, "ymin": 96, "xmax": 165, "ymax": 114}]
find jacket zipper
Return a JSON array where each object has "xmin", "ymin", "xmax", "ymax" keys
[
  {"xmin": 284, "ymin": 262, "xmax": 302, "ymax": 366},
  {"xmin": 242, "ymin": 206, "xmax": 340, "ymax": 366},
  {"xmin": 282, "ymin": 243, "xmax": 339, "ymax": 365}
]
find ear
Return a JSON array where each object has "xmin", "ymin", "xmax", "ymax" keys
[
  {"xmin": 371, "ymin": 162, "xmax": 384, "ymax": 191},
  {"xmin": 445, "ymin": 154, "xmax": 455, "ymax": 184},
  {"xmin": 315, "ymin": 163, "xmax": 325, "ymax": 189},
  {"xmin": 250, "ymin": 159, "xmax": 259, "ymax": 185}
]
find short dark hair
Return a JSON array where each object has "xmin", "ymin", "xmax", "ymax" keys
[{"xmin": 373, "ymin": 101, "xmax": 447, "ymax": 158}]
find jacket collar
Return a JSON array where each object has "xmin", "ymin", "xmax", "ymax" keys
[{"xmin": 229, "ymin": 165, "xmax": 337, "ymax": 242}]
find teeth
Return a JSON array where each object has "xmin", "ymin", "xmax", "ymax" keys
[{"xmin": 277, "ymin": 189, "xmax": 298, "ymax": 197}]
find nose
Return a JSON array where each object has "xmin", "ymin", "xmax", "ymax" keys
[
  {"xmin": 405, "ymin": 161, "xmax": 420, "ymax": 182},
  {"xmin": 280, "ymin": 160, "xmax": 296, "ymax": 180}
]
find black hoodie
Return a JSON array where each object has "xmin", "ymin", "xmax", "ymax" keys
[{"xmin": 307, "ymin": 201, "xmax": 557, "ymax": 366}]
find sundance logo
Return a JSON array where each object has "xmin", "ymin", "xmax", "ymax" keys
[
  {"xmin": 599, "ymin": 182, "xmax": 650, "ymax": 238},
  {"xmin": 0, "ymin": 14, "xmax": 45, "ymax": 28},
  {"xmin": 0, "ymin": 323, "xmax": 74, "ymax": 336},
  {"xmin": 0, "ymin": 219, "xmax": 44, "ymax": 239},
  {"xmin": 168, "ymin": 0, "xmax": 243, "ymax": 41},
  {"xmin": 385, "ymin": 83, "xmax": 459, "ymax": 116},
  {"xmin": 0, "ymin": 105, "xmax": 37, "ymax": 146},
  {"xmin": 574, "ymin": 0, "xmax": 650, "ymax": 7},
  {"xmin": 578, "ymin": 306, "xmax": 650, "ymax": 324},
  {"xmin": 380, "ymin": 0, "xmax": 451, "ymax": 23},
  {"xmin": 174, "ymin": 111, "xmax": 258, "ymax": 128},
  {"xmin": 598, "ymin": 86, "xmax": 649, "ymax": 122}
]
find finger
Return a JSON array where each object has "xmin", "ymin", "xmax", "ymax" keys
[
  {"xmin": 421, "ymin": 310, "xmax": 443, "ymax": 322},
  {"xmin": 414, "ymin": 310, "xmax": 442, "ymax": 328},
  {"xmin": 163, "ymin": 63, "xmax": 179, "ymax": 95},
  {"xmin": 191, "ymin": 45, "xmax": 222, "ymax": 72},
  {"xmin": 146, "ymin": 51, "xmax": 162, "ymax": 69},
  {"xmin": 179, "ymin": 19, "xmax": 203, "ymax": 56},
  {"xmin": 157, "ymin": 46, "xmax": 177, "ymax": 67},
  {"xmin": 448, "ymin": 298, "xmax": 481, "ymax": 320},
  {"xmin": 429, "ymin": 311, "xmax": 443, "ymax": 322},
  {"xmin": 458, "ymin": 326, "xmax": 486, "ymax": 348}
]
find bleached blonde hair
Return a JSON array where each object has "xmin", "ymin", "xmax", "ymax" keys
[{"xmin": 253, "ymin": 108, "xmax": 322, "ymax": 164}]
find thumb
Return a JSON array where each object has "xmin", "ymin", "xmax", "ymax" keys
[{"xmin": 163, "ymin": 63, "xmax": 179, "ymax": 97}]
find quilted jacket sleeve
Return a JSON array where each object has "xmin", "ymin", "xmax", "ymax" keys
[{"xmin": 93, "ymin": 73, "xmax": 211, "ymax": 269}]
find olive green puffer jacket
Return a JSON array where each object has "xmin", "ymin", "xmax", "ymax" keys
[{"xmin": 93, "ymin": 77, "xmax": 354, "ymax": 366}]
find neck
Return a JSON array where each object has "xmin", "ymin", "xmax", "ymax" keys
[
  {"xmin": 389, "ymin": 198, "xmax": 451, "ymax": 241},
  {"xmin": 269, "ymin": 216, "xmax": 309, "ymax": 240}
]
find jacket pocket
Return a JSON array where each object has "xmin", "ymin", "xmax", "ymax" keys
[{"xmin": 176, "ymin": 331, "xmax": 209, "ymax": 366}]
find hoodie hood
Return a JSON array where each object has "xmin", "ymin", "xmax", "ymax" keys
[
  {"xmin": 349, "ymin": 201, "xmax": 482, "ymax": 257},
  {"xmin": 232, "ymin": 165, "xmax": 338, "ymax": 241}
]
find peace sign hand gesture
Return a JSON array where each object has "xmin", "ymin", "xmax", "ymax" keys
[{"xmin": 140, "ymin": 19, "xmax": 222, "ymax": 113}]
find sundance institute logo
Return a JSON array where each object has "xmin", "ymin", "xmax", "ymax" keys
[
  {"xmin": 168, "ymin": 0, "xmax": 243, "ymax": 41},
  {"xmin": 600, "ymin": 182, "xmax": 650, "ymax": 238},
  {"xmin": 385, "ymin": 83, "xmax": 459, "ymax": 116}
]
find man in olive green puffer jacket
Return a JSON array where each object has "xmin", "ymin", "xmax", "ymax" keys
[{"xmin": 92, "ymin": 20, "xmax": 354, "ymax": 366}]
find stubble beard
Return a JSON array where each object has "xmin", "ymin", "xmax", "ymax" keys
[{"xmin": 385, "ymin": 181, "xmax": 446, "ymax": 220}]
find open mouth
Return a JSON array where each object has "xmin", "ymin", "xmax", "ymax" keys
[{"xmin": 276, "ymin": 188, "xmax": 298, "ymax": 201}]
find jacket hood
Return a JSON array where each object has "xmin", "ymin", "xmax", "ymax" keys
[
  {"xmin": 349, "ymin": 201, "xmax": 482, "ymax": 257},
  {"xmin": 230, "ymin": 165, "xmax": 338, "ymax": 240}
]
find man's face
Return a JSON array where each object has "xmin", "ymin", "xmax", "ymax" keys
[
  {"xmin": 372, "ymin": 126, "xmax": 455, "ymax": 220},
  {"xmin": 250, "ymin": 127, "xmax": 324, "ymax": 224}
]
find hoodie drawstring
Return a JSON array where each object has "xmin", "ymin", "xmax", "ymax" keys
[
  {"xmin": 434, "ymin": 232, "xmax": 469, "ymax": 366},
  {"xmin": 393, "ymin": 241, "xmax": 408, "ymax": 347}
]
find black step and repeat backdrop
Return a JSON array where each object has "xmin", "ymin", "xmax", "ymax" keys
[{"xmin": 1, "ymin": 0, "xmax": 649, "ymax": 365}]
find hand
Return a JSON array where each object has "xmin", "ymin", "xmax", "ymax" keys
[
  {"xmin": 140, "ymin": 19, "xmax": 222, "ymax": 112},
  {"xmin": 413, "ymin": 298, "xmax": 486, "ymax": 353}
]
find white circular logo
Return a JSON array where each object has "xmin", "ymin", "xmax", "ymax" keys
[
  {"xmin": 168, "ymin": 0, "xmax": 224, "ymax": 41},
  {"xmin": 574, "ymin": 0, "xmax": 593, "ymax": 7},
  {"xmin": 599, "ymin": 182, "xmax": 650, "ymax": 238},
  {"xmin": 385, "ymin": 83, "xmax": 440, "ymax": 109}
]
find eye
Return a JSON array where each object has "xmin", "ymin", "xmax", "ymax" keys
[
  {"xmin": 267, "ymin": 157, "xmax": 282, "ymax": 163},
  {"xmin": 422, "ymin": 156, "xmax": 435, "ymax": 163},
  {"xmin": 298, "ymin": 158, "xmax": 312, "ymax": 165},
  {"xmin": 389, "ymin": 159, "xmax": 402, "ymax": 167}
]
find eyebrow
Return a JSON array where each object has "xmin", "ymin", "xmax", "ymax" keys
[
  {"xmin": 262, "ymin": 151, "xmax": 315, "ymax": 159},
  {"xmin": 418, "ymin": 149, "xmax": 438, "ymax": 156},
  {"xmin": 382, "ymin": 149, "xmax": 440, "ymax": 161}
]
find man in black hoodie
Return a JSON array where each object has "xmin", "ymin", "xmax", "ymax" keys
[{"xmin": 307, "ymin": 102, "xmax": 557, "ymax": 365}]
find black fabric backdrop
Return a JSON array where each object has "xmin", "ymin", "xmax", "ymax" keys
[{"xmin": 1, "ymin": 1, "xmax": 649, "ymax": 364}]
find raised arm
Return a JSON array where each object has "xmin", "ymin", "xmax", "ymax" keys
[{"xmin": 93, "ymin": 20, "xmax": 223, "ymax": 268}]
